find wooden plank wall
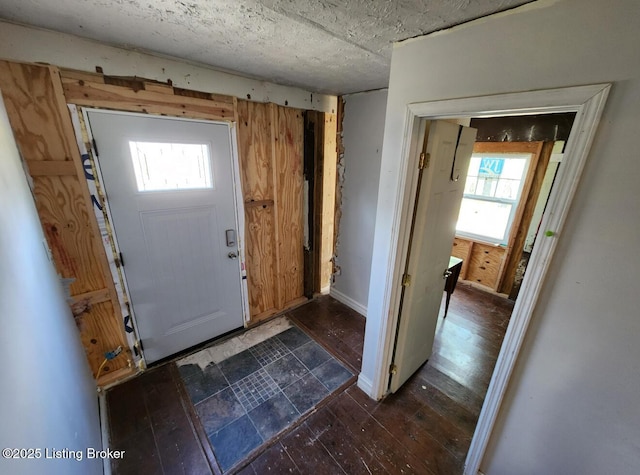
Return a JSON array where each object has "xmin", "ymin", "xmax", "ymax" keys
[
  {"xmin": 1, "ymin": 59, "xmax": 320, "ymax": 384},
  {"xmin": 0, "ymin": 61, "xmax": 132, "ymax": 384},
  {"xmin": 237, "ymin": 101, "xmax": 306, "ymax": 321}
]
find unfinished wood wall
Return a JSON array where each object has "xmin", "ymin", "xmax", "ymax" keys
[
  {"xmin": 0, "ymin": 61, "xmax": 132, "ymax": 384},
  {"xmin": 1, "ymin": 58, "xmax": 324, "ymax": 384},
  {"xmin": 237, "ymin": 101, "xmax": 306, "ymax": 321}
]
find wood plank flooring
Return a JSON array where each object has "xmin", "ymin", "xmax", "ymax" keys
[{"xmin": 107, "ymin": 283, "xmax": 513, "ymax": 474}]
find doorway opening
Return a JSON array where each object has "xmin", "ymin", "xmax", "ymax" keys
[{"xmin": 360, "ymin": 84, "xmax": 611, "ymax": 475}]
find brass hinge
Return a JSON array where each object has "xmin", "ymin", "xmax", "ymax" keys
[
  {"xmin": 389, "ymin": 364, "xmax": 398, "ymax": 375},
  {"xmin": 402, "ymin": 273, "xmax": 412, "ymax": 287},
  {"xmin": 419, "ymin": 152, "xmax": 430, "ymax": 169}
]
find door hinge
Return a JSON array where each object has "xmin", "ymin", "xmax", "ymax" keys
[
  {"xmin": 402, "ymin": 273, "xmax": 412, "ymax": 287},
  {"xmin": 389, "ymin": 363, "xmax": 398, "ymax": 375},
  {"xmin": 419, "ymin": 152, "xmax": 430, "ymax": 169},
  {"xmin": 92, "ymin": 138, "xmax": 99, "ymax": 157},
  {"xmin": 115, "ymin": 252, "xmax": 125, "ymax": 268}
]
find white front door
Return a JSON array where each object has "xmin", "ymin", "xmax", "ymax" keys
[
  {"xmin": 390, "ymin": 120, "xmax": 477, "ymax": 392},
  {"xmin": 86, "ymin": 110, "xmax": 244, "ymax": 363}
]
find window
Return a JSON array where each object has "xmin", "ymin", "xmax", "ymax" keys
[
  {"xmin": 128, "ymin": 141, "xmax": 213, "ymax": 192},
  {"xmin": 456, "ymin": 152, "xmax": 531, "ymax": 244}
]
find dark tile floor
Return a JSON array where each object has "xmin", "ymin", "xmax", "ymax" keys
[
  {"xmin": 176, "ymin": 326, "xmax": 353, "ymax": 472},
  {"xmin": 107, "ymin": 284, "xmax": 513, "ymax": 474}
]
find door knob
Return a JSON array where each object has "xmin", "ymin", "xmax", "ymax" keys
[{"xmin": 228, "ymin": 252, "xmax": 238, "ymax": 259}]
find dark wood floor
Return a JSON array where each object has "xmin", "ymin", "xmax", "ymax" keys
[{"xmin": 107, "ymin": 284, "xmax": 513, "ymax": 474}]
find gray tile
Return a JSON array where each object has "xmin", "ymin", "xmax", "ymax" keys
[
  {"xmin": 292, "ymin": 341, "xmax": 331, "ymax": 371},
  {"xmin": 249, "ymin": 338, "xmax": 290, "ymax": 366},
  {"xmin": 208, "ymin": 415, "xmax": 263, "ymax": 472},
  {"xmin": 312, "ymin": 359, "xmax": 353, "ymax": 392},
  {"xmin": 282, "ymin": 372, "xmax": 329, "ymax": 414},
  {"xmin": 231, "ymin": 368, "xmax": 280, "ymax": 412},
  {"xmin": 276, "ymin": 326, "xmax": 311, "ymax": 350},
  {"xmin": 248, "ymin": 393, "xmax": 300, "ymax": 440},
  {"xmin": 195, "ymin": 387, "xmax": 245, "ymax": 436},
  {"xmin": 264, "ymin": 353, "xmax": 309, "ymax": 390},
  {"xmin": 218, "ymin": 349, "xmax": 261, "ymax": 384},
  {"xmin": 179, "ymin": 363, "xmax": 228, "ymax": 404}
]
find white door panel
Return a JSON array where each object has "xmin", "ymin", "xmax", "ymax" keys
[
  {"xmin": 391, "ymin": 120, "xmax": 477, "ymax": 392},
  {"xmin": 86, "ymin": 110, "xmax": 244, "ymax": 363}
]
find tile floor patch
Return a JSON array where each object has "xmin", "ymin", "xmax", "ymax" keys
[
  {"xmin": 249, "ymin": 338, "xmax": 290, "ymax": 366},
  {"xmin": 208, "ymin": 415, "xmax": 263, "ymax": 472},
  {"xmin": 232, "ymin": 368, "xmax": 280, "ymax": 412},
  {"xmin": 264, "ymin": 353, "xmax": 309, "ymax": 390},
  {"xmin": 276, "ymin": 326, "xmax": 311, "ymax": 350},
  {"xmin": 283, "ymin": 372, "xmax": 330, "ymax": 414},
  {"xmin": 180, "ymin": 363, "xmax": 228, "ymax": 404},
  {"xmin": 292, "ymin": 340, "xmax": 332, "ymax": 370},
  {"xmin": 312, "ymin": 358, "xmax": 353, "ymax": 391},
  {"xmin": 218, "ymin": 349, "xmax": 262, "ymax": 384},
  {"xmin": 195, "ymin": 387, "xmax": 246, "ymax": 435},
  {"xmin": 248, "ymin": 392, "xmax": 299, "ymax": 440},
  {"xmin": 178, "ymin": 321, "xmax": 354, "ymax": 472}
]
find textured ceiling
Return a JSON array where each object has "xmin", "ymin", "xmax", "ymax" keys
[{"xmin": 0, "ymin": 0, "xmax": 531, "ymax": 94}]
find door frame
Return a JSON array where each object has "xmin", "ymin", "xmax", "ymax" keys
[
  {"xmin": 358, "ymin": 84, "xmax": 610, "ymax": 474},
  {"xmin": 78, "ymin": 108, "xmax": 250, "ymax": 365}
]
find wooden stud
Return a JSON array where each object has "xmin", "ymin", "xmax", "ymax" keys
[
  {"xmin": 321, "ymin": 112, "xmax": 338, "ymax": 291},
  {"xmin": 270, "ymin": 103, "xmax": 284, "ymax": 310}
]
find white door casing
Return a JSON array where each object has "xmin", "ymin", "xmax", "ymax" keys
[
  {"xmin": 357, "ymin": 84, "xmax": 610, "ymax": 475},
  {"xmin": 390, "ymin": 120, "xmax": 477, "ymax": 392},
  {"xmin": 86, "ymin": 110, "xmax": 244, "ymax": 363}
]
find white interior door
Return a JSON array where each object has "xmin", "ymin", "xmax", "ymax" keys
[
  {"xmin": 390, "ymin": 120, "xmax": 477, "ymax": 392},
  {"xmin": 86, "ymin": 110, "xmax": 244, "ymax": 363}
]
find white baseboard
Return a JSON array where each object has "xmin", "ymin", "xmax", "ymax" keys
[
  {"xmin": 329, "ymin": 288, "xmax": 367, "ymax": 317},
  {"xmin": 357, "ymin": 373, "xmax": 374, "ymax": 396}
]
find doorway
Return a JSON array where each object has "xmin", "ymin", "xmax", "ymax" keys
[
  {"xmin": 359, "ymin": 84, "xmax": 611, "ymax": 475},
  {"xmin": 86, "ymin": 110, "xmax": 245, "ymax": 363}
]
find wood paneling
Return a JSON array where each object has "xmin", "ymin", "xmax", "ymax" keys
[
  {"xmin": 0, "ymin": 60, "xmax": 132, "ymax": 383},
  {"xmin": 78, "ymin": 300, "xmax": 130, "ymax": 378},
  {"xmin": 274, "ymin": 106, "xmax": 304, "ymax": 307},
  {"xmin": 0, "ymin": 61, "xmax": 77, "ymax": 161},
  {"xmin": 61, "ymin": 71, "xmax": 234, "ymax": 121},
  {"xmin": 237, "ymin": 100, "xmax": 274, "ymax": 202},
  {"xmin": 451, "ymin": 237, "xmax": 473, "ymax": 280},
  {"xmin": 237, "ymin": 101, "xmax": 306, "ymax": 320},
  {"xmin": 3, "ymin": 60, "xmax": 310, "ymax": 384},
  {"xmin": 245, "ymin": 205, "xmax": 277, "ymax": 317},
  {"xmin": 465, "ymin": 242, "xmax": 505, "ymax": 289},
  {"xmin": 32, "ymin": 175, "xmax": 106, "ymax": 294}
]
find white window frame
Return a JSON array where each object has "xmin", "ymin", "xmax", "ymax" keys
[{"xmin": 456, "ymin": 152, "xmax": 532, "ymax": 244}]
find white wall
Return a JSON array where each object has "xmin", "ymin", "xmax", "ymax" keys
[
  {"xmin": 331, "ymin": 89, "xmax": 388, "ymax": 315},
  {"xmin": 0, "ymin": 21, "xmax": 336, "ymax": 113},
  {"xmin": 0, "ymin": 96, "xmax": 102, "ymax": 474},
  {"xmin": 362, "ymin": 0, "xmax": 640, "ymax": 473}
]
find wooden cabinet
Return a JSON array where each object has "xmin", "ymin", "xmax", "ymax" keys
[{"xmin": 451, "ymin": 236, "xmax": 505, "ymax": 291}]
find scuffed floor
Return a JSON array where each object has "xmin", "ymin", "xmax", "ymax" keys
[{"xmin": 107, "ymin": 286, "xmax": 512, "ymax": 474}]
